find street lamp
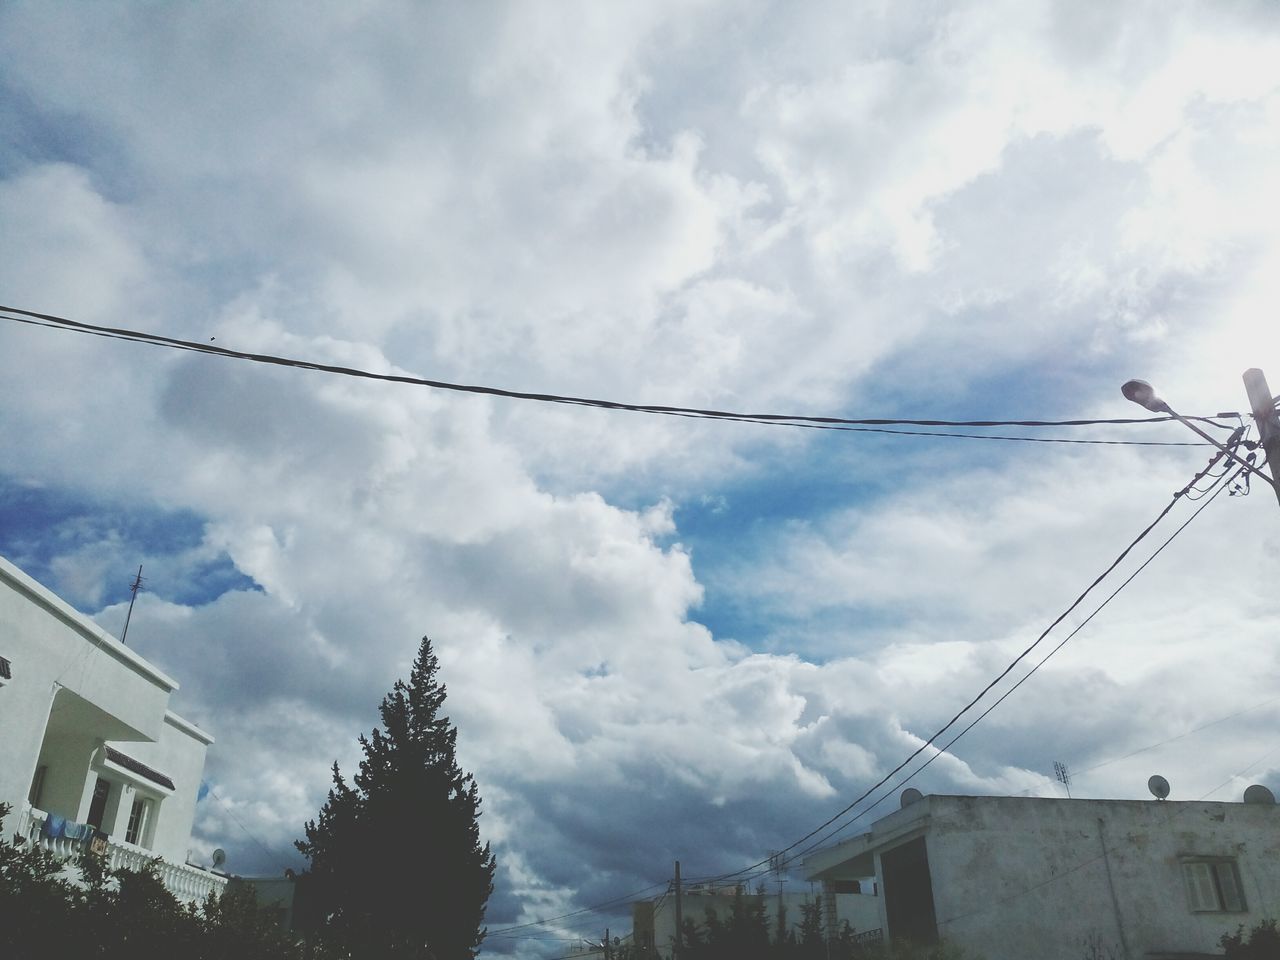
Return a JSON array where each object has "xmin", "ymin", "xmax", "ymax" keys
[
  {"xmin": 1121, "ymin": 379, "xmax": 1277, "ymax": 492},
  {"xmin": 1120, "ymin": 379, "xmax": 1167, "ymax": 413}
]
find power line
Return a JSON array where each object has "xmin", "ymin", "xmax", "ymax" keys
[
  {"xmin": 456, "ymin": 446, "xmax": 1243, "ymax": 930},
  {"xmin": 787, "ymin": 461, "xmax": 1241, "ymax": 862},
  {"xmin": 1082, "ymin": 696, "xmax": 1280, "ymax": 779},
  {"xmin": 694, "ymin": 439, "xmax": 1243, "ymax": 886},
  {"xmin": 0, "ymin": 304, "xmax": 1235, "ymax": 443},
  {"xmin": 935, "ymin": 838, "xmax": 1119, "ymax": 927},
  {"xmin": 1002, "ymin": 692, "xmax": 1280, "ymax": 798},
  {"xmin": 486, "ymin": 881, "xmax": 668, "ymax": 936},
  {"xmin": 1198, "ymin": 742, "xmax": 1280, "ymax": 800},
  {"xmin": 203, "ymin": 784, "xmax": 298, "ymax": 871}
]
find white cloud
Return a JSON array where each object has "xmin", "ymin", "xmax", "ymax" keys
[{"xmin": 3, "ymin": 2, "xmax": 1280, "ymax": 955}]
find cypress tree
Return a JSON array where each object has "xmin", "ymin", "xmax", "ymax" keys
[{"xmin": 298, "ymin": 637, "xmax": 496, "ymax": 959}]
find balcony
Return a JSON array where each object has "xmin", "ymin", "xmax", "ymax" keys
[{"xmin": 15, "ymin": 803, "xmax": 228, "ymax": 905}]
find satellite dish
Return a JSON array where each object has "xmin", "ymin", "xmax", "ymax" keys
[
  {"xmin": 900, "ymin": 788, "xmax": 924, "ymax": 808},
  {"xmin": 1148, "ymin": 775, "xmax": 1171, "ymax": 800},
  {"xmin": 211, "ymin": 848, "xmax": 227, "ymax": 869},
  {"xmin": 1244, "ymin": 784, "xmax": 1276, "ymax": 805}
]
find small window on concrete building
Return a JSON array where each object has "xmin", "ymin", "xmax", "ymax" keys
[{"xmin": 1182, "ymin": 859, "xmax": 1246, "ymax": 912}]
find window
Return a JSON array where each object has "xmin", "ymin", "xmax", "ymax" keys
[
  {"xmin": 125, "ymin": 796, "xmax": 152, "ymax": 846},
  {"xmin": 1182, "ymin": 859, "xmax": 1246, "ymax": 912}
]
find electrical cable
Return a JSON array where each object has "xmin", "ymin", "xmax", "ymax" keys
[
  {"xmin": 1198, "ymin": 743, "xmax": 1280, "ymax": 800},
  {"xmin": 934, "ymin": 840, "xmax": 1118, "ymax": 927},
  {"xmin": 503, "ymin": 444, "xmax": 1257, "ymax": 916},
  {"xmin": 787, "ymin": 461, "xmax": 1241, "ymax": 862},
  {"xmin": 490, "ymin": 447, "xmax": 1249, "ymax": 926},
  {"xmin": 998, "ymin": 692, "xmax": 1280, "ymax": 799},
  {"xmin": 693, "ymin": 439, "xmax": 1242, "ymax": 885},
  {"xmin": 204, "ymin": 785, "xmax": 298, "ymax": 870},
  {"xmin": 8, "ymin": 304, "xmax": 1248, "ymax": 914},
  {"xmin": 486, "ymin": 881, "xmax": 669, "ymax": 935},
  {"xmin": 0, "ymin": 304, "xmax": 1237, "ymax": 441}
]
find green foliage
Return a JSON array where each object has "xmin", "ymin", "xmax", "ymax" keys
[
  {"xmin": 670, "ymin": 891, "xmax": 937, "ymax": 960},
  {"xmin": 0, "ymin": 802, "xmax": 301, "ymax": 960},
  {"xmin": 297, "ymin": 636, "xmax": 497, "ymax": 960},
  {"xmin": 795, "ymin": 898, "xmax": 826, "ymax": 959},
  {"xmin": 1221, "ymin": 918, "xmax": 1280, "ymax": 959},
  {"xmin": 865, "ymin": 940, "xmax": 978, "ymax": 960}
]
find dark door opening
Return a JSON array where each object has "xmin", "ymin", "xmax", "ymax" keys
[
  {"xmin": 881, "ymin": 837, "xmax": 939, "ymax": 944},
  {"xmin": 86, "ymin": 777, "xmax": 111, "ymax": 830}
]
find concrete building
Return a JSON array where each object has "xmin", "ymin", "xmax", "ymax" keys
[
  {"xmin": 0, "ymin": 556, "xmax": 226, "ymax": 903},
  {"xmin": 632, "ymin": 882, "xmax": 883, "ymax": 957},
  {"xmin": 803, "ymin": 792, "xmax": 1280, "ymax": 960}
]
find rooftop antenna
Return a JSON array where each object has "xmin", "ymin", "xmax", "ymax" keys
[
  {"xmin": 120, "ymin": 565, "xmax": 145, "ymax": 646},
  {"xmin": 1054, "ymin": 761, "xmax": 1072, "ymax": 799}
]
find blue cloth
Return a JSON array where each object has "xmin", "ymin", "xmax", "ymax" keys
[
  {"xmin": 40, "ymin": 814, "xmax": 66, "ymax": 839},
  {"xmin": 62, "ymin": 821, "xmax": 94, "ymax": 842}
]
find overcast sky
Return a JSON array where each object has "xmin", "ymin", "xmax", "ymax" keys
[{"xmin": 3, "ymin": 1, "xmax": 1280, "ymax": 955}]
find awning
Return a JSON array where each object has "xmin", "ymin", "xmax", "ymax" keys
[{"xmin": 104, "ymin": 746, "xmax": 176, "ymax": 791}]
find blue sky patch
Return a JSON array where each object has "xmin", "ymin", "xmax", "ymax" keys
[{"xmin": 0, "ymin": 474, "xmax": 259, "ymax": 611}]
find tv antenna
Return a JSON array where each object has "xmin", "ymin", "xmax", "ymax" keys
[
  {"xmin": 120, "ymin": 565, "xmax": 145, "ymax": 646},
  {"xmin": 768, "ymin": 850, "xmax": 788, "ymax": 898},
  {"xmin": 1054, "ymin": 761, "xmax": 1072, "ymax": 798}
]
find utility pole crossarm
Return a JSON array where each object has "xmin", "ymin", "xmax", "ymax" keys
[
  {"xmin": 1243, "ymin": 368, "xmax": 1280, "ymax": 508},
  {"xmin": 1122, "ymin": 377, "xmax": 1276, "ymax": 496}
]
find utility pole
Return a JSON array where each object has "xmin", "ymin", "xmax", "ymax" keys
[
  {"xmin": 673, "ymin": 861, "xmax": 683, "ymax": 960},
  {"xmin": 1243, "ymin": 368, "xmax": 1280, "ymax": 508},
  {"xmin": 604, "ymin": 927, "xmax": 611, "ymax": 960}
]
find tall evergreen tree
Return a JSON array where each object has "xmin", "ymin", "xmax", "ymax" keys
[{"xmin": 297, "ymin": 637, "xmax": 496, "ymax": 960}]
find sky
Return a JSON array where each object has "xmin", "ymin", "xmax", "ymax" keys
[{"xmin": 2, "ymin": 1, "xmax": 1280, "ymax": 954}]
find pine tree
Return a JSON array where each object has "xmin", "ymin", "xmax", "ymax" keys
[{"xmin": 297, "ymin": 637, "xmax": 496, "ymax": 960}]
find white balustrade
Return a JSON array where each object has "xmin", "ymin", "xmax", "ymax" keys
[{"xmin": 17, "ymin": 804, "xmax": 227, "ymax": 904}]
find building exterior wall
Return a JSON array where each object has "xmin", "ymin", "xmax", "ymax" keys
[
  {"xmin": 805, "ymin": 794, "xmax": 1280, "ymax": 960},
  {"xmin": 0, "ymin": 557, "xmax": 213, "ymax": 868},
  {"xmin": 115, "ymin": 712, "xmax": 214, "ymax": 863}
]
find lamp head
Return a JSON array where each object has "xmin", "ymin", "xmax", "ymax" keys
[{"xmin": 1121, "ymin": 379, "xmax": 1170, "ymax": 413}]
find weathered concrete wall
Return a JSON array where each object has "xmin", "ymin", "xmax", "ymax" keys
[{"xmin": 848, "ymin": 795, "xmax": 1280, "ymax": 960}]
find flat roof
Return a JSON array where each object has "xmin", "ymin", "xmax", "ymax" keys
[
  {"xmin": 165, "ymin": 709, "xmax": 215, "ymax": 745},
  {"xmin": 0, "ymin": 556, "xmax": 178, "ymax": 692}
]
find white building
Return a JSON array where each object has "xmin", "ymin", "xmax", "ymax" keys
[
  {"xmin": 0, "ymin": 555, "xmax": 226, "ymax": 903},
  {"xmin": 632, "ymin": 881, "xmax": 884, "ymax": 957},
  {"xmin": 803, "ymin": 792, "xmax": 1280, "ymax": 960}
]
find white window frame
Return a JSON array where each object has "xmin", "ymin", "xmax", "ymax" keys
[
  {"xmin": 125, "ymin": 795, "xmax": 148, "ymax": 846},
  {"xmin": 1181, "ymin": 858, "xmax": 1246, "ymax": 913},
  {"xmin": 122, "ymin": 792, "xmax": 159, "ymax": 849}
]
